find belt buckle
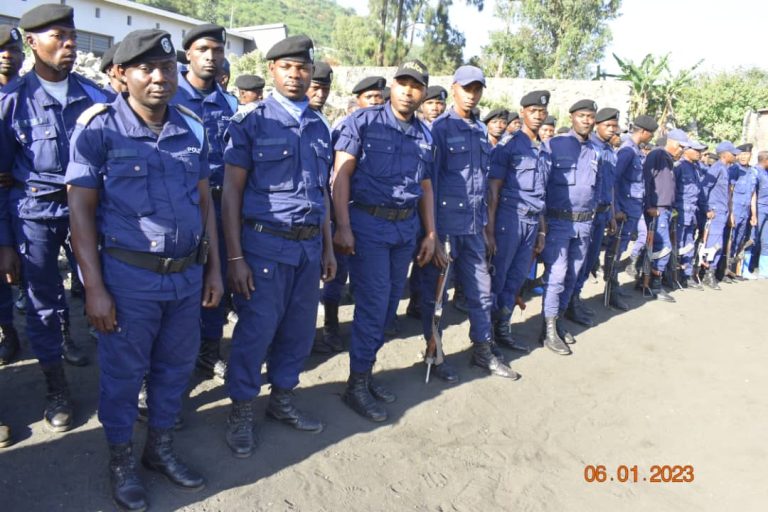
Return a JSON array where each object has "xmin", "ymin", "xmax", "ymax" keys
[
  {"xmin": 158, "ymin": 257, "xmax": 174, "ymax": 273},
  {"xmin": 385, "ymin": 209, "xmax": 397, "ymax": 221}
]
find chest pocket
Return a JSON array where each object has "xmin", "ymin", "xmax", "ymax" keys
[
  {"xmin": 17, "ymin": 123, "xmax": 60, "ymax": 173},
  {"xmin": 513, "ymin": 156, "xmax": 538, "ymax": 192},
  {"xmin": 311, "ymin": 143, "xmax": 332, "ymax": 189},
  {"xmin": 446, "ymin": 141, "xmax": 471, "ymax": 171},
  {"xmin": 103, "ymin": 158, "xmax": 153, "ymax": 216},
  {"xmin": 252, "ymin": 145, "xmax": 296, "ymax": 192},
  {"xmin": 551, "ymin": 156, "xmax": 576, "ymax": 186},
  {"xmin": 362, "ymin": 135, "xmax": 396, "ymax": 177},
  {"xmin": 629, "ymin": 155, "xmax": 644, "ymax": 182}
]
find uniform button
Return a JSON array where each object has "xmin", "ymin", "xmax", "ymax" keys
[
  {"xmin": 258, "ymin": 152, "xmax": 263, "ymax": 157},
  {"xmin": 441, "ymin": 201, "xmax": 447, "ymax": 206},
  {"xmin": 116, "ymin": 326, "xmax": 122, "ymax": 333},
  {"xmin": 134, "ymin": 165, "xmax": 141, "ymax": 171},
  {"xmin": 283, "ymin": 150, "xmax": 288, "ymax": 155},
  {"xmin": 262, "ymin": 268, "xmax": 269, "ymax": 274},
  {"xmin": 30, "ymin": 187, "xmax": 37, "ymax": 192},
  {"xmin": 150, "ymin": 241, "xmax": 157, "ymax": 247},
  {"xmin": 459, "ymin": 203, "xmax": 464, "ymax": 207},
  {"xmin": 45, "ymin": 130, "xmax": 50, "ymax": 135},
  {"xmin": 449, "ymin": 147, "xmax": 454, "ymax": 151}
]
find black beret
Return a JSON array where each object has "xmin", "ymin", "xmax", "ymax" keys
[
  {"xmin": 633, "ymin": 115, "xmax": 658, "ymax": 132},
  {"xmin": 507, "ymin": 111, "xmax": 520, "ymax": 122},
  {"xmin": 520, "ymin": 90, "xmax": 550, "ymax": 107},
  {"xmin": 19, "ymin": 4, "xmax": 74, "ymax": 32},
  {"xmin": 569, "ymin": 99, "xmax": 597, "ymax": 113},
  {"xmin": 352, "ymin": 76, "xmax": 386, "ymax": 95},
  {"xmin": 0, "ymin": 26, "xmax": 22, "ymax": 48},
  {"xmin": 424, "ymin": 85, "xmax": 447, "ymax": 102},
  {"xmin": 221, "ymin": 58, "xmax": 230, "ymax": 73},
  {"xmin": 394, "ymin": 59, "xmax": 429, "ymax": 86},
  {"xmin": 99, "ymin": 43, "xmax": 120, "ymax": 73},
  {"xmin": 182, "ymin": 24, "xmax": 226, "ymax": 50},
  {"xmin": 482, "ymin": 108, "xmax": 509, "ymax": 124},
  {"xmin": 176, "ymin": 49, "xmax": 188, "ymax": 64},
  {"xmin": 737, "ymin": 143, "xmax": 753, "ymax": 152},
  {"xmin": 312, "ymin": 61, "xmax": 333, "ymax": 85},
  {"xmin": 543, "ymin": 115, "xmax": 556, "ymax": 126},
  {"xmin": 382, "ymin": 86, "xmax": 391, "ymax": 101},
  {"xmin": 235, "ymin": 74, "xmax": 265, "ymax": 91},
  {"xmin": 265, "ymin": 35, "xmax": 314, "ymax": 63},
  {"xmin": 556, "ymin": 127, "xmax": 570, "ymax": 134},
  {"xmin": 655, "ymin": 136, "xmax": 667, "ymax": 148},
  {"xmin": 114, "ymin": 29, "xmax": 175, "ymax": 66},
  {"xmin": 595, "ymin": 107, "xmax": 619, "ymax": 124}
]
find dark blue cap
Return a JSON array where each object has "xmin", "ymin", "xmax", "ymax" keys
[
  {"xmin": 453, "ymin": 65, "xmax": 485, "ymax": 87},
  {"xmin": 394, "ymin": 59, "xmax": 429, "ymax": 86},
  {"xmin": 667, "ymin": 129, "xmax": 692, "ymax": 147},
  {"xmin": 716, "ymin": 141, "xmax": 741, "ymax": 155}
]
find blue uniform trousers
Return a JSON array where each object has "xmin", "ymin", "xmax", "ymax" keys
[
  {"xmin": 574, "ymin": 210, "xmax": 610, "ymax": 297},
  {"xmin": 652, "ymin": 209, "xmax": 673, "ymax": 273},
  {"xmin": 0, "ymin": 282, "xmax": 13, "ymax": 325},
  {"xmin": 227, "ymin": 248, "xmax": 321, "ymax": 401},
  {"xmin": 490, "ymin": 215, "xmax": 537, "ymax": 317},
  {"xmin": 12, "ymin": 218, "xmax": 70, "ymax": 365},
  {"xmin": 705, "ymin": 216, "xmax": 727, "ymax": 267},
  {"xmin": 541, "ymin": 220, "xmax": 591, "ymax": 318},
  {"xmin": 98, "ymin": 292, "xmax": 201, "ymax": 444},
  {"xmin": 631, "ymin": 215, "xmax": 647, "ymax": 258},
  {"xmin": 730, "ymin": 207, "xmax": 751, "ymax": 258},
  {"xmin": 348, "ymin": 211, "xmax": 417, "ymax": 374},
  {"xmin": 677, "ymin": 220, "xmax": 698, "ymax": 277},
  {"xmin": 757, "ymin": 211, "xmax": 768, "ymax": 255},
  {"xmin": 200, "ymin": 198, "xmax": 229, "ymax": 340},
  {"xmin": 419, "ymin": 233, "xmax": 492, "ymax": 343}
]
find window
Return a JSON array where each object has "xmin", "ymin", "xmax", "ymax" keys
[
  {"xmin": 127, "ymin": 15, "xmax": 132, "ymax": 26},
  {"xmin": 77, "ymin": 30, "xmax": 113, "ymax": 56},
  {"xmin": 181, "ymin": 29, "xmax": 186, "ymax": 37},
  {"xmin": 155, "ymin": 23, "xmax": 160, "ymax": 29},
  {"xmin": 95, "ymin": 8, "xmax": 100, "ymax": 18}
]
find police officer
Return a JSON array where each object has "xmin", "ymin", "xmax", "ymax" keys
[
  {"xmin": 539, "ymin": 115, "xmax": 556, "ymax": 142},
  {"xmin": 419, "ymin": 66, "xmax": 517, "ymax": 382},
  {"xmin": 0, "ymin": 25, "xmax": 24, "ymax": 89},
  {"xmin": 235, "ymin": 74, "xmax": 265, "ymax": 105},
  {"xmin": 569, "ymin": 107, "xmax": 622, "ymax": 322},
  {"xmin": 505, "ymin": 111, "xmax": 522, "ymax": 135},
  {"xmin": 67, "ymin": 29, "xmax": 222, "ymax": 509},
  {"xmin": 0, "ymin": 4, "xmax": 114, "ymax": 432},
  {"xmin": 351, "ymin": 76, "xmax": 386, "ymax": 108},
  {"xmin": 539, "ymin": 100, "xmax": 602, "ymax": 355},
  {"xmin": 754, "ymin": 150, "xmax": 768, "ymax": 278},
  {"xmin": 483, "ymin": 108, "xmax": 509, "ymax": 147},
  {"xmin": 99, "ymin": 43, "xmax": 126, "ymax": 95},
  {"xmin": 420, "ymin": 85, "xmax": 447, "ymax": 125},
  {"xmin": 308, "ymin": 61, "xmax": 333, "ymax": 133},
  {"xmin": 173, "ymin": 23, "xmax": 237, "ymax": 382},
  {"xmin": 333, "ymin": 59, "xmax": 436, "ymax": 422},
  {"xmin": 700, "ymin": 141, "xmax": 741, "ymax": 289},
  {"xmin": 642, "ymin": 129, "xmax": 692, "ymax": 301},
  {"xmin": 217, "ymin": 57, "xmax": 231, "ymax": 89},
  {"xmin": 487, "ymin": 90, "xmax": 549, "ymax": 352},
  {"xmin": 674, "ymin": 141, "xmax": 710, "ymax": 289},
  {"xmin": 222, "ymin": 35, "xmax": 336, "ymax": 456},
  {"xmin": 729, "ymin": 143, "xmax": 758, "ymax": 279}
]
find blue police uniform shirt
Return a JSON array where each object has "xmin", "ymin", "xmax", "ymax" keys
[
  {"xmin": 674, "ymin": 159, "xmax": 707, "ymax": 224},
  {"xmin": 544, "ymin": 131, "xmax": 601, "ymax": 214},
  {"xmin": 756, "ymin": 166, "xmax": 768, "ymax": 208},
  {"xmin": 431, "ymin": 108, "xmax": 490, "ymax": 235},
  {"xmin": 702, "ymin": 161, "xmax": 730, "ymax": 215},
  {"xmin": 65, "ymin": 93, "xmax": 210, "ymax": 300},
  {"xmin": 590, "ymin": 132, "xmax": 616, "ymax": 206},
  {"xmin": 223, "ymin": 93, "xmax": 330, "ymax": 266},
  {"xmin": 729, "ymin": 163, "xmax": 758, "ymax": 211},
  {"xmin": 334, "ymin": 102, "xmax": 433, "ymax": 209},
  {"xmin": 488, "ymin": 129, "xmax": 548, "ymax": 221},
  {"xmin": 614, "ymin": 138, "xmax": 646, "ymax": 217},
  {"xmin": 173, "ymin": 70, "xmax": 237, "ymax": 187},
  {"xmin": 643, "ymin": 148, "xmax": 676, "ymax": 208}
]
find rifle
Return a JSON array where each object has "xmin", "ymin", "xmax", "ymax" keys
[
  {"xmin": 734, "ymin": 225, "xmax": 754, "ymax": 275},
  {"xmin": 692, "ymin": 218, "xmax": 713, "ymax": 282},
  {"xmin": 666, "ymin": 211, "xmax": 682, "ymax": 289},
  {"xmin": 425, "ymin": 236, "xmax": 451, "ymax": 383},
  {"xmin": 603, "ymin": 219, "xmax": 625, "ymax": 307},
  {"xmin": 642, "ymin": 216, "xmax": 658, "ymax": 293},
  {"xmin": 724, "ymin": 224, "xmax": 735, "ymax": 278}
]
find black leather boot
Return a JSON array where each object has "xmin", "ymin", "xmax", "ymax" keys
[
  {"xmin": 342, "ymin": 371, "xmax": 387, "ymax": 422},
  {"xmin": 406, "ymin": 293, "xmax": 421, "ymax": 319},
  {"xmin": 556, "ymin": 316, "xmax": 577, "ymax": 344},
  {"xmin": 109, "ymin": 443, "xmax": 148, "ymax": 512},
  {"xmin": 315, "ymin": 301, "xmax": 343, "ymax": 353},
  {"xmin": 196, "ymin": 337, "xmax": 227, "ymax": 383},
  {"xmin": 41, "ymin": 363, "xmax": 73, "ymax": 432},
  {"xmin": 226, "ymin": 400, "xmax": 257, "ymax": 458},
  {"xmin": 141, "ymin": 428, "xmax": 205, "ymax": 491},
  {"xmin": 492, "ymin": 308, "xmax": 529, "ymax": 353},
  {"xmin": 367, "ymin": 370, "xmax": 396, "ymax": 403},
  {"xmin": 651, "ymin": 276, "xmax": 675, "ymax": 303},
  {"xmin": 609, "ymin": 288, "xmax": 630, "ymax": 311},
  {"xmin": 539, "ymin": 317, "xmax": 570, "ymax": 355},
  {"xmin": 0, "ymin": 324, "xmax": 20, "ymax": 365},
  {"xmin": 266, "ymin": 387, "xmax": 324, "ymax": 432},
  {"xmin": 471, "ymin": 342, "xmax": 519, "ymax": 379},
  {"xmin": 565, "ymin": 297, "xmax": 594, "ymax": 327},
  {"xmin": 61, "ymin": 323, "xmax": 89, "ymax": 367},
  {"xmin": 703, "ymin": 268, "xmax": 721, "ymax": 290}
]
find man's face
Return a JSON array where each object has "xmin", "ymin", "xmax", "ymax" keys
[
  {"xmin": 521, "ymin": 106, "xmax": 546, "ymax": 134},
  {"xmin": 451, "ymin": 81, "xmax": 483, "ymax": 115},
  {"xmin": 570, "ymin": 110, "xmax": 596, "ymax": 138},
  {"xmin": 269, "ymin": 59, "xmax": 312, "ymax": 101},
  {"xmin": 0, "ymin": 43, "xmax": 24, "ymax": 79},
  {"xmin": 307, "ymin": 81, "xmax": 331, "ymax": 111},
  {"xmin": 539, "ymin": 125, "xmax": 555, "ymax": 141},
  {"xmin": 356, "ymin": 90, "xmax": 383, "ymax": 108},
  {"xmin": 27, "ymin": 26, "xmax": 77, "ymax": 74},
  {"xmin": 595, "ymin": 119, "xmax": 619, "ymax": 142},
  {"xmin": 666, "ymin": 140, "xmax": 684, "ymax": 160},
  {"xmin": 217, "ymin": 70, "xmax": 230, "ymax": 89},
  {"xmin": 118, "ymin": 57, "xmax": 178, "ymax": 109},
  {"xmin": 737, "ymin": 151, "xmax": 752, "ymax": 166},
  {"xmin": 506, "ymin": 118, "xmax": 522, "ymax": 133},
  {"xmin": 486, "ymin": 117, "xmax": 507, "ymax": 139},
  {"xmin": 391, "ymin": 77, "xmax": 426, "ymax": 119},
  {"xmin": 638, "ymin": 128, "xmax": 655, "ymax": 144},
  {"xmin": 186, "ymin": 37, "xmax": 225, "ymax": 82},
  {"xmin": 238, "ymin": 88, "xmax": 263, "ymax": 104},
  {"xmin": 420, "ymin": 98, "xmax": 445, "ymax": 122},
  {"xmin": 106, "ymin": 65, "xmax": 127, "ymax": 93}
]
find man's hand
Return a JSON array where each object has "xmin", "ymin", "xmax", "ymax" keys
[
  {"xmin": 729, "ymin": 214, "xmax": 735, "ymax": 227},
  {"xmin": 0, "ymin": 246, "xmax": 20, "ymax": 284},
  {"xmin": 484, "ymin": 225, "xmax": 497, "ymax": 258},
  {"xmin": 614, "ymin": 211, "xmax": 627, "ymax": 223},
  {"xmin": 228, "ymin": 258, "xmax": 255, "ymax": 300},
  {"xmin": 417, "ymin": 232, "xmax": 436, "ymax": 267},
  {"xmin": 432, "ymin": 237, "xmax": 450, "ymax": 269},
  {"xmin": 645, "ymin": 207, "xmax": 659, "ymax": 217},
  {"xmin": 750, "ymin": 215, "xmax": 758, "ymax": 227},
  {"xmin": 333, "ymin": 224, "xmax": 355, "ymax": 256},
  {"xmin": 534, "ymin": 231, "xmax": 546, "ymax": 255},
  {"xmin": 85, "ymin": 284, "xmax": 118, "ymax": 333},
  {"xmin": 706, "ymin": 210, "xmax": 715, "ymax": 219},
  {"xmin": 202, "ymin": 269, "xmax": 224, "ymax": 308},
  {"xmin": 607, "ymin": 218, "xmax": 618, "ymax": 236},
  {"xmin": 321, "ymin": 245, "xmax": 337, "ymax": 283}
]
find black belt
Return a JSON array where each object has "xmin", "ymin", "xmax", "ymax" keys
[
  {"xmin": 517, "ymin": 209, "xmax": 540, "ymax": 218},
  {"xmin": 354, "ymin": 203, "xmax": 415, "ymax": 221},
  {"xmin": 210, "ymin": 186, "xmax": 223, "ymax": 201},
  {"xmin": 244, "ymin": 220, "xmax": 320, "ymax": 241},
  {"xmin": 15, "ymin": 183, "xmax": 67, "ymax": 204},
  {"xmin": 106, "ymin": 247, "xmax": 198, "ymax": 274},
  {"xmin": 547, "ymin": 209, "xmax": 595, "ymax": 222},
  {"xmin": 596, "ymin": 204, "xmax": 611, "ymax": 213}
]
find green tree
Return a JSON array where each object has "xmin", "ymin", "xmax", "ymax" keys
[
  {"xmin": 331, "ymin": 15, "xmax": 381, "ymax": 66},
  {"xmin": 229, "ymin": 49, "xmax": 268, "ymax": 86},
  {"xmin": 482, "ymin": 0, "xmax": 620, "ymax": 79},
  {"xmin": 420, "ymin": 1, "xmax": 465, "ymax": 75}
]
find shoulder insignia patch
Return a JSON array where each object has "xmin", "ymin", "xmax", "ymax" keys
[
  {"xmin": 230, "ymin": 102, "xmax": 258, "ymax": 124},
  {"xmin": 76, "ymin": 103, "xmax": 108, "ymax": 126}
]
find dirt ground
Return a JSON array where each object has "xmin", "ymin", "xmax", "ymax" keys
[{"xmin": 1, "ymin": 269, "xmax": 767, "ymax": 512}]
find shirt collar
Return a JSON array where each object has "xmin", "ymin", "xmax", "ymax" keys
[
  {"xmin": 27, "ymin": 72, "xmax": 87, "ymax": 107},
  {"xmin": 271, "ymin": 90, "xmax": 309, "ymax": 123},
  {"xmin": 113, "ymin": 93, "xmax": 188, "ymax": 140}
]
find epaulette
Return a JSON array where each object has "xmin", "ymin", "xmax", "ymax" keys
[
  {"xmin": 230, "ymin": 102, "xmax": 259, "ymax": 124},
  {"xmin": 73, "ymin": 73, "xmax": 112, "ymax": 103},
  {"xmin": 174, "ymin": 104, "xmax": 203, "ymax": 124},
  {"xmin": 76, "ymin": 103, "xmax": 108, "ymax": 126}
]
